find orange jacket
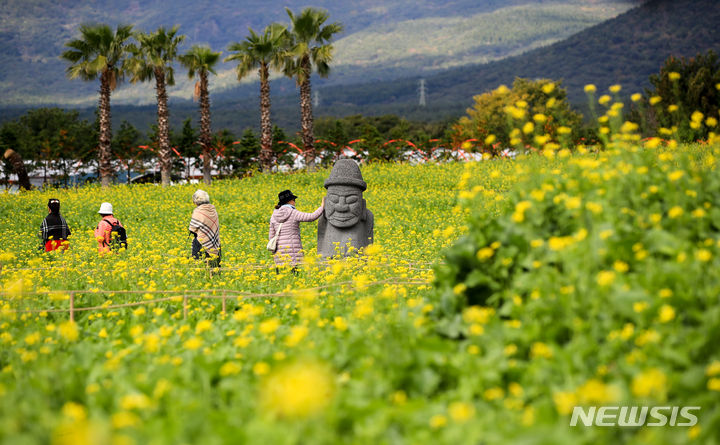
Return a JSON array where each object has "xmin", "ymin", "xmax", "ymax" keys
[{"xmin": 94, "ymin": 215, "xmax": 120, "ymax": 253}]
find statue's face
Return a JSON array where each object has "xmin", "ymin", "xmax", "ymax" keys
[{"xmin": 325, "ymin": 185, "xmax": 364, "ymax": 228}]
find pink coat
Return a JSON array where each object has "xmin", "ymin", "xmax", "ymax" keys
[{"xmin": 269, "ymin": 204, "xmax": 324, "ymax": 265}]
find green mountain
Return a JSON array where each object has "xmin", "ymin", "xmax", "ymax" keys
[
  {"xmin": 318, "ymin": 0, "xmax": 720, "ymax": 116},
  {"xmin": 107, "ymin": 0, "xmax": 720, "ymax": 135},
  {"xmin": 0, "ymin": 0, "xmax": 634, "ymax": 106}
]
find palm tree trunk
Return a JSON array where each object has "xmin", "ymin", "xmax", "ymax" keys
[
  {"xmin": 155, "ymin": 69, "xmax": 171, "ymax": 186},
  {"xmin": 199, "ymin": 70, "xmax": 212, "ymax": 185},
  {"xmin": 3, "ymin": 149, "xmax": 31, "ymax": 190},
  {"xmin": 259, "ymin": 63, "xmax": 273, "ymax": 173},
  {"xmin": 299, "ymin": 57, "xmax": 315, "ymax": 172},
  {"xmin": 98, "ymin": 70, "xmax": 113, "ymax": 188}
]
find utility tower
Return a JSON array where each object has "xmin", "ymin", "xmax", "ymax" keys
[
  {"xmin": 418, "ymin": 79, "xmax": 427, "ymax": 107},
  {"xmin": 313, "ymin": 90, "xmax": 320, "ymax": 108}
]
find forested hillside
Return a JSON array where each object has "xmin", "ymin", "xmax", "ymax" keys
[
  {"xmin": 0, "ymin": 0, "xmax": 634, "ymax": 106},
  {"xmin": 336, "ymin": 0, "xmax": 720, "ymax": 112}
]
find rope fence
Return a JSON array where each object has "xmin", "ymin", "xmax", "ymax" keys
[{"xmin": 0, "ymin": 276, "xmax": 430, "ymax": 321}]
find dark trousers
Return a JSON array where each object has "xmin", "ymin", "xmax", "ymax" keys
[{"xmin": 192, "ymin": 238, "xmax": 221, "ymax": 268}]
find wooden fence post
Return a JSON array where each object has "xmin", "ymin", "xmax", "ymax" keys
[
  {"xmin": 183, "ymin": 295, "xmax": 188, "ymax": 320},
  {"xmin": 222, "ymin": 291, "xmax": 227, "ymax": 314},
  {"xmin": 69, "ymin": 292, "xmax": 75, "ymax": 322}
]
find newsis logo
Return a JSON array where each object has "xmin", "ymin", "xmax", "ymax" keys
[{"xmin": 570, "ymin": 406, "xmax": 700, "ymax": 427}]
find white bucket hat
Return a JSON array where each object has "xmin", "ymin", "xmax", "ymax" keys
[{"xmin": 98, "ymin": 202, "xmax": 114, "ymax": 214}]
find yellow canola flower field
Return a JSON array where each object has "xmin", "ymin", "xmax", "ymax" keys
[{"xmin": 0, "ymin": 144, "xmax": 719, "ymax": 444}]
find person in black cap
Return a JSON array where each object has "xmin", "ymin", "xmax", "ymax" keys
[
  {"xmin": 268, "ymin": 189, "xmax": 324, "ymax": 271},
  {"xmin": 39, "ymin": 198, "xmax": 71, "ymax": 252}
]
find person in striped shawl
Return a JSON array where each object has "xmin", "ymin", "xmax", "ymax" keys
[
  {"xmin": 188, "ymin": 189, "xmax": 221, "ymax": 268},
  {"xmin": 39, "ymin": 198, "xmax": 71, "ymax": 251}
]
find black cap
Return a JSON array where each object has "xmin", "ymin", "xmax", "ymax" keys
[
  {"xmin": 48, "ymin": 199, "xmax": 60, "ymax": 214},
  {"xmin": 278, "ymin": 189, "xmax": 298, "ymax": 205}
]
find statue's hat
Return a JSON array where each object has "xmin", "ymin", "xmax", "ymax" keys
[{"xmin": 324, "ymin": 159, "xmax": 367, "ymax": 190}]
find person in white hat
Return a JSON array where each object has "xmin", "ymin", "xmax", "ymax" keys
[{"xmin": 94, "ymin": 202, "xmax": 127, "ymax": 253}]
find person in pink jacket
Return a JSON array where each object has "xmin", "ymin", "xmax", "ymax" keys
[{"xmin": 269, "ymin": 189, "xmax": 324, "ymax": 270}]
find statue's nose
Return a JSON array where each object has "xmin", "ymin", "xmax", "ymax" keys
[{"xmin": 336, "ymin": 202, "xmax": 349, "ymax": 212}]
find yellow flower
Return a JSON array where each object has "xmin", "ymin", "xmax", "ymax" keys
[
  {"xmin": 449, "ymin": 401, "xmax": 475, "ymax": 422},
  {"xmin": 668, "ymin": 104, "xmax": 679, "ymax": 113},
  {"xmin": 658, "ymin": 304, "xmax": 676, "ymax": 323},
  {"xmin": 285, "ymin": 325, "xmax": 309, "ymax": 347},
  {"xmin": 596, "ymin": 270, "xmax": 616, "ymax": 287},
  {"xmin": 542, "ymin": 82, "xmax": 555, "ymax": 94},
  {"xmin": 613, "ymin": 260, "xmax": 629, "ymax": 273},
  {"xmin": 58, "ymin": 321, "xmax": 79, "ymax": 342},
  {"xmin": 709, "ymin": 378, "xmax": 720, "ymax": 392},
  {"xmin": 504, "ymin": 344, "xmax": 518, "ymax": 356},
  {"xmin": 668, "ymin": 206, "xmax": 684, "ymax": 218},
  {"xmin": 696, "ymin": 249, "xmax": 712, "ymax": 262},
  {"xmin": 120, "ymin": 393, "xmax": 151, "ymax": 411},
  {"xmin": 477, "ymin": 247, "xmax": 495, "ymax": 260},
  {"xmin": 706, "ymin": 361, "xmax": 720, "ymax": 376},
  {"xmin": 577, "ymin": 379, "xmax": 619, "ymax": 404},
  {"xmin": 609, "ymin": 84, "xmax": 622, "ymax": 93},
  {"xmin": 260, "ymin": 360, "xmax": 335, "ymax": 419},
  {"xmin": 332, "ymin": 316, "xmax": 348, "ymax": 331},
  {"xmin": 463, "ymin": 306, "xmax": 494, "ymax": 324},
  {"xmin": 531, "ymin": 342, "xmax": 553, "ymax": 359},
  {"xmin": 644, "ymin": 137, "xmax": 662, "ymax": 149},
  {"xmin": 632, "ymin": 368, "xmax": 667, "ymax": 400},
  {"xmin": 112, "ymin": 411, "xmax": 140, "ymax": 429},
  {"xmin": 429, "ymin": 414, "xmax": 447, "ymax": 429},
  {"xmin": 659, "ymin": 288, "xmax": 673, "ymax": 298},
  {"xmin": 253, "ymin": 362, "xmax": 270, "ymax": 376},
  {"xmin": 631, "ymin": 93, "xmax": 642, "ymax": 102},
  {"xmin": 195, "ymin": 319, "xmax": 212, "ymax": 334},
  {"xmin": 584, "ymin": 84, "xmax": 597, "ymax": 94},
  {"xmin": 390, "ymin": 390, "xmax": 407, "ymax": 405},
  {"xmin": 522, "ymin": 122, "xmax": 534, "ymax": 135},
  {"xmin": 483, "ymin": 387, "xmax": 505, "ymax": 401},
  {"xmin": 598, "ymin": 95, "xmax": 611, "ymax": 105},
  {"xmin": 691, "ymin": 111, "xmax": 704, "ymax": 123},
  {"xmin": 649, "ymin": 96, "xmax": 662, "ymax": 105},
  {"xmin": 61, "ymin": 401, "xmax": 87, "ymax": 422},
  {"xmin": 553, "ymin": 391, "xmax": 578, "ymax": 415},
  {"xmin": 259, "ymin": 318, "xmax": 280, "ymax": 335},
  {"xmin": 668, "ymin": 71, "xmax": 681, "ymax": 81},
  {"xmin": 533, "ymin": 113, "xmax": 547, "ymax": 123},
  {"xmin": 24, "ymin": 332, "xmax": 41, "ymax": 346},
  {"xmin": 183, "ymin": 337, "xmax": 202, "ymax": 350},
  {"xmin": 219, "ymin": 361, "xmax": 242, "ymax": 377},
  {"xmin": 484, "ymin": 134, "xmax": 496, "ymax": 145},
  {"xmin": 564, "ymin": 196, "xmax": 581, "ymax": 210},
  {"xmin": 668, "ymin": 170, "xmax": 684, "ymax": 181}
]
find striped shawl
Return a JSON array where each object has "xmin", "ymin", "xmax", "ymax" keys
[{"xmin": 189, "ymin": 204, "xmax": 221, "ymax": 255}]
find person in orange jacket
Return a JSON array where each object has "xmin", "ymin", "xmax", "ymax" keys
[{"xmin": 94, "ymin": 202, "xmax": 127, "ymax": 253}]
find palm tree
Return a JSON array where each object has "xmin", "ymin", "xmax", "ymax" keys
[
  {"xmin": 225, "ymin": 24, "xmax": 288, "ymax": 173},
  {"xmin": 284, "ymin": 8, "xmax": 343, "ymax": 171},
  {"xmin": 179, "ymin": 45, "xmax": 221, "ymax": 185},
  {"xmin": 126, "ymin": 26, "xmax": 185, "ymax": 186},
  {"xmin": 61, "ymin": 24, "xmax": 133, "ymax": 188}
]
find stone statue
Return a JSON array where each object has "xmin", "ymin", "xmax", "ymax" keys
[{"xmin": 317, "ymin": 159, "xmax": 374, "ymax": 257}]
